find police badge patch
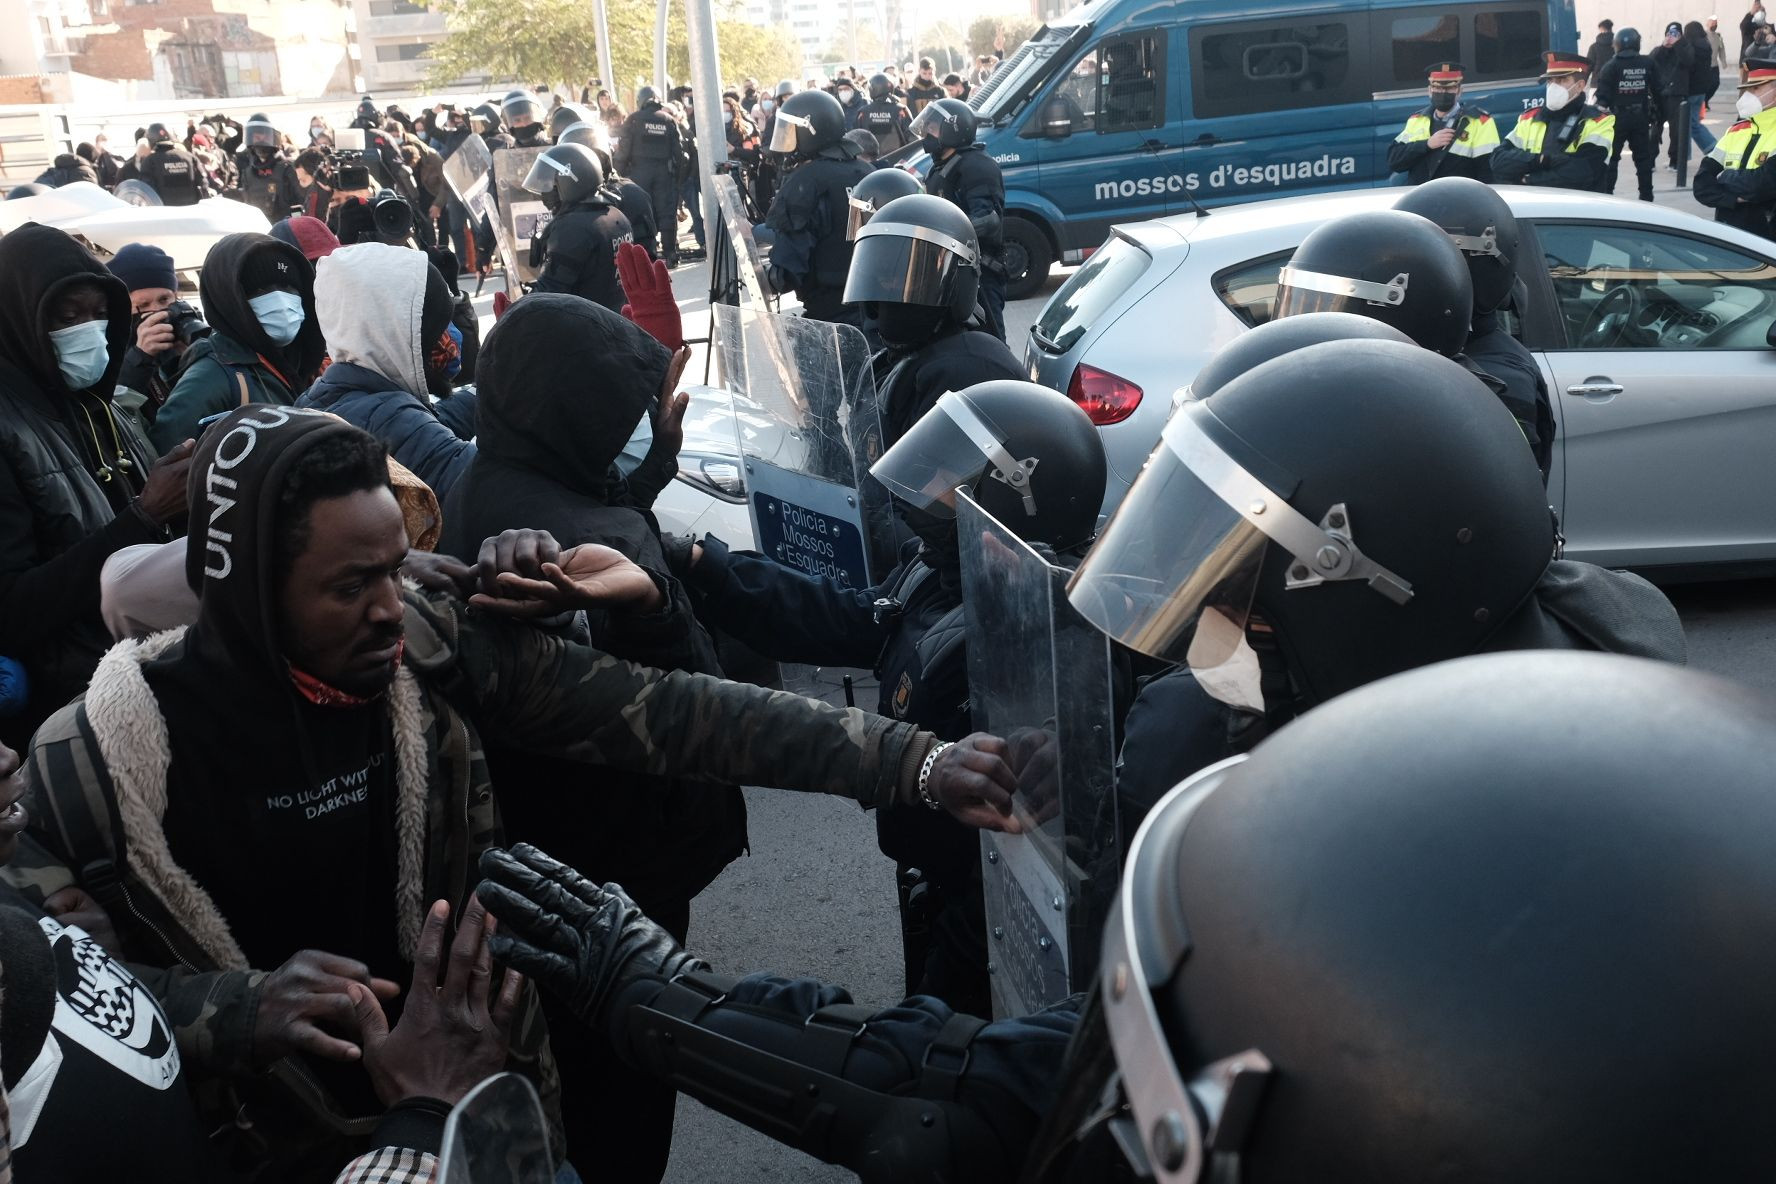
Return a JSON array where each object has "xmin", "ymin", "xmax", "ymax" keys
[{"xmin": 893, "ymin": 671, "xmax": 913, "ymax": 717}]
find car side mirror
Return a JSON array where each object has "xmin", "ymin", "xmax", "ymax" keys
[{"xmin": 1041, "ymin": 101, "xmax": 1073, "ymax": 139}]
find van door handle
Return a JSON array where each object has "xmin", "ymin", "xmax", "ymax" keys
[
  {"xmin": 1140, "ymin": 138, "xmax": 1166, "ymax": 153},
  {"xmin": 1192, "ymin": 133, "xmax": 1219, "ymax": 145},
  {"xmin": 1565, "ymin": 381, "xmax": 1623, "ymax": 397}
]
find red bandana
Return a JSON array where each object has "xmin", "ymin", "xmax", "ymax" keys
[{"xmin": 288, "ymin": 639, "xmax": 403, "ymax": 707}]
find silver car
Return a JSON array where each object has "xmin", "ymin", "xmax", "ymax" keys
[{"xmin": 1027, "ymin": 187, "xmax": 1776, "ymax": 574}]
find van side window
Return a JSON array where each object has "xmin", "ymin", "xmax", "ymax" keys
[
  {"xmin": 1192, "ymin": 21, "xmax": 1360, "ymax": 118},
  {"xmin": 1054, "ymin": 49, "xmax": 1099, "ymax": 133},
  {"xmin": 1388, "ymin": 14, "xmax": 1460, "ymax": 86},
  {"xmin": 1097, "ymin": 35, "xmax": 1164, "ymax": 131},
  {"xmin": 1473, "ymin": 9, "xmax": 1546, "ymax": 79}
]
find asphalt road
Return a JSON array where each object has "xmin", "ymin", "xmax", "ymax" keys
[{"xmin": 475, "ymin": 163, "xmax": 1776, "ymax": 1180}]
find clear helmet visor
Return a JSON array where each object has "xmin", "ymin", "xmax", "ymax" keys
[
  {"xmin": 1066, "ymin": 411, "xmax": 1269, "ymax": 668},
  {"xmin": 869, "ymin": 389, "xmax": 1023, "ymax": 518},
  {"xmin": 846, "ymin": 192, "xmax": 880, "ymax": 241},
  {"xmin": 769, "ymin": 111, "xmax": 813, "ymax": 153},
  {"xmin": 1274, "ymin": 265, "xmax": 1408, "ymax": 321},
  {"xmin": 521, "ymin": 153, "xmax": 574, "ymax": 194},
  {"xmin": 245, "ymin": 122, "xmax": 279, "ymax": 149},
  {"xmin": 842, "ymin": 225, "xmax": 975, "ymax": 306}
]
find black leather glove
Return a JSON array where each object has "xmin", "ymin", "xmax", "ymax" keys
[
  {"xmin": 659, "ymin": 532, "xmax": 698, "ymax": 580},
  {"xmin": 475, "ymin": 844, "xmax": 706, "ymax": 1033}
]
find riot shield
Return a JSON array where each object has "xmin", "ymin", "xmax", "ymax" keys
[
  {"xmin": 442, "ymin": 133, "xmax": 517, "ymax": 284},
  {"xmin": 715, "ymin": 302, "xmax": 895, "ymax": 589},
  {"xmin": 112, "ymin": 178, "xmax": 162, "ymax": 207},
  {"xmin": 712, "ymin": 171, "xmax": 770, "ymax": 307},
  {"xmin": 958, "ymin": 490, "xmax": 1118, "ymax": 1019},
  {"xmin": 493, "ymin": 145, "xmax": 550, "ymax": 288},
  {"xmin": 437, "ymin": 1073, "xmax": 553, "ymax": 1184}
]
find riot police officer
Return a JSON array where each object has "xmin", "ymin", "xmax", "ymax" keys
[
  {"xmin": 1693, "ymin": 57, "xmax": 1776, "ymax": 238},
  {"xmin": 616, "ymin": 86, "xmax": 687, "ymax": 266},
  {"xmin": 476, "ymin": 647, "xmax": 1768, "ymax": 1183},
  {"xmin": 912, "ymin": 98, "xmax": 1008, "ymax": 341},
  {"xmin": 137, "ymin": 122, "xmax": 204, "ymax": 206},
  {"xmin": 235, "ymin": 112, "xmax": 300, "ymax": 222},
  {"xmin": 762, "ymin": 88, "xmax": 871, "ymax": 323},
  {"xmin": 558, "ymin": 120, "xmax": 660, "ymax": 260},
  {"xmin": 1594, "ymin": 27, "xmax": 1663, "ymax": 200},
  {"xmin": 845, "ymin": 167, "xmax": 922, "ymax": 240},
  {"xmin": 501, "ymin": 90, "xmax": 549, "ymax": 148},
  {"xmin": 1386, "ymin": 61, "xmax": 1499, "ymax": 184},
  {"xmin": 1492, "ymin": 51, "xmax": 1616, "ymax": 190},
  {"xmin": 1395, "ymin": 177, "xmax": 1556, "ymax": 479},
  {"xmin": 856, "ymin": 73, "xmax": 914, "ymax": 155},
  {"xmin": 546, "ymin": 102, "xmax": 591, "ymax": 143},
  {"xmin": 522, "ymin": 142, "xmax": 632, "ymax": 312}
]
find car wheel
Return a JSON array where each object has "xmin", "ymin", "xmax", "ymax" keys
[{"xmin": 1004, "ymin": 217, "xmax": 1054, "ymax": 300}]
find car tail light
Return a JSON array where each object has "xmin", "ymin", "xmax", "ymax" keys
[{"xmin": 1067, "ymin": 363, "xmax": 1143, "ymax": 425}]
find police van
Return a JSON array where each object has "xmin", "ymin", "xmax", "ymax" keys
[{"xmin": 936, "ymin": 0, "xmax": 1578, "ymax": 296}]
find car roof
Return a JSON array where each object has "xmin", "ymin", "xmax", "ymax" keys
[{"xmin": 1158, "ymin": 184, "xmax": 1753, "ymax": 250}]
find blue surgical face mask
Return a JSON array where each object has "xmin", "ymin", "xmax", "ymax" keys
[
  {"xmin": 248, "ymin": 290, "xmax": 305, "ymax": 346},
  {"xmin": 49, "ymin": 319, "xmax": 111, "ymax": 389}
]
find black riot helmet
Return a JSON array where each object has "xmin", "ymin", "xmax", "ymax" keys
[
  {"xmin": 1616, "ymin": 25, "xmax": 1642, "ymax": 51},
  {"xmin": 1393, "ymin": 176, "xmax": 1522, "ymax": 315},
  {"xmin": 775, "ymin": 79, "xmax": 796, "ymax": 99},
  {"xmin": 1274, "ymin": 209, "xmax": 1473, "ymax": 356},
  {"xmin": 845, "ymin": 167, "xmax": 923, "ymax": 240},
  {"xmin": 502, "ymin": 90, "xmax": 544, "ymax": 129},
  {"xmin": 843, "ymin": 193, "xmax": 981, "ymax": 325},
  {"xmin": 146, "ymin": 122, "xmax": 174, "ymax": 145},
  {"xmin": 868, "ymin": 72, "xmax": 893, "ymax": 100},
  {"xmin": 871, "ymin": 380, "xmax": 1107, "ymax": 551},
  {"xmin": 1045, "ymin": 649, "xmax": 1776, "ymax": 1184},
  {"xmin": 1069, "ymin": 339, "xmax": 1552, "ymax": 705},
  {"xmin": 354, "ymin": 99, "xmax": 380, "ymax": 128},
  {"xmin": 769, "ymin": 88, "xmax": 847, "ymax": 157},
  {"xmin": 522, "ymin": 142, "xmax": 605, "ymax": 211},
  {"xmin": 910, "ymin": 97, "xmax": 977, "ymax": 150},
  {"xmin": 244, "ymin": 113, "xmax": 279, "ymax": 151},
  {"xmin": 554, "ymin": 120, "xmax": 607, "ymax": 156},
  {"xmin": 546, "ymin": 103, "xmax": 591, "ymax": 142},
  {"xmin": 636, "ymin": 85, "xmax": 660, "ymax": 108},
  {"xmin": 1182, "ymin": 311, "xmax": 1413, "ymax": 403},
  {"xmin": 469, "ymin": 103, "xmax": 500, "ymax": 133}
]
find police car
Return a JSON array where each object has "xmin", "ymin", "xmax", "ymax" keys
[{"xmin": 1028, "ymin": 186, "xmax": 1776, "ymax": 576}]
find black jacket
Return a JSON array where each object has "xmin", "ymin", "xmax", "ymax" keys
[
  {"xmin": 876, "ymin": 324, "xmax": 1024, "ymax": 445},
  {"xmin": 605, "ymin": 178, "xmax": 659, "ymax": 258},
  {"xmin": 1464, "ymin": 314, "xmax": 1554, "ymax": 480},
  {"xmin": 0, "ymin": 225, "xmax": 160, "ymax": 748},
  {"xmin": 765, "ymin": 147, "xmax": 873, "ymax": 304},
  {"xmin": 1587, "ymin": 31, "xmax": 1616, "ymax": 76},
  {"xmin": 615, "ymin": 103, "xmax": 684, "ymax": 178},
  {"xmin": 530, "ymin": 198, "xmax": 632, "ymax": 311},
  {"xmin": 138, "ymin": 143, "xmax": 205, "ymax": 205},
  {"xmin": 927, "ymin": 145, "xmax": 1006, "ymax": 269},
  {"xmin": 440, "ymin": 294, "xmax": 744, "ymax": 907},
  {"xmin": 1595, "ymin": 51, "xmax": 1662, "ymax": 118},
  {"xmin": 234, "ymin": 149, "xmax": 302, "ymax": 221}
]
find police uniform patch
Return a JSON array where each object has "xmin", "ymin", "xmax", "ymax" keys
[
  {"xmin": 892, "ymin": 671, "xmax": 912, "ymax": 717},
  {"xmin": 1759, "ymin": 153, "xmax": 1771, "ymax": 166}
]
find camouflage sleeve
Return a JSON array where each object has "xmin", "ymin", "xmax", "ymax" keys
[
  {"xmin": 130, "ymin": 963, "xmax": 268, "ymax": 1078},
  {"xmin": 403, "ymin": 590, "xmax": 938, "ymax": 808}
]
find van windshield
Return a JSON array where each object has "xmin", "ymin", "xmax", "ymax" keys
[{"xmin": 973, "ymin": 24, "xmax": 1087, "ymax": 121}]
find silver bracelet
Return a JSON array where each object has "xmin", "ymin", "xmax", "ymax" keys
[{"xmin": 917, "ymin": 741, "xmax": 954, "ymax": 811}]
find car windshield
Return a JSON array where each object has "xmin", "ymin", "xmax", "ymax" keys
[
  {"xmin": 974, "ymin": 24, "xmax": 1086, "ymax": 120},
  {"xmin": 1033, "ymin": 235, "xmax": 1151, "ymax": 353}
]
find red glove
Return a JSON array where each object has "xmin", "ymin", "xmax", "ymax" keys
[
  {"xmin": 492, "ymin": 290, "xmax": 511, "ymax": 321},
  {"xmin": 617, "ymin": 241, "xmax": 684, "ymax": 351}
]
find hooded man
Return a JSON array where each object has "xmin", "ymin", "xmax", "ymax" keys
[
  {"xmin": 438, "ymin": 293, "xmax": 736, "ymax": 1183},
  {"xmin": 150, "ymin": 232, "xmax": 325, "ymax": 454},
  {"xmin": 296, "ymin": 243, "xmax": 477, "ymax": 502},
  {"xmin": 0, "ymin": 225, "xmax": 191, "ymax": 752},
  {"xmin": 15, "ymin": 404, "xmax": 1000, "ymax": 1177},
  {"xmin": 33, "ymin": 152, "xmax": 98, "ymax": 189}
]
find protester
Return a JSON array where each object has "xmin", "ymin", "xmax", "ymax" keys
[
  {"xmin": 108, "ymin": 242, "xmax": 205, "ymax": 417},
  {"xmin": 149, "ymin": 231, "xmax": 324, "ymax": 453},
  {"xmin": 269, "ymin": 213, "xmax": 343, "ymax": 264}
]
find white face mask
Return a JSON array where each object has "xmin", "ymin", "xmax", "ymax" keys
[
  {"xmin": 49, "ymin": 319, "xmax": 110, "ymax": 390},
  {"xmin": 248, "ymin": 290, "xmax": 305, "ymax": 346},
  {"xmin": 1739, "ymin": 90, "xmax": 1766, "ymax": 120},
  {"xmin": 1186, "ymin": 607, "xmax": 1266, "ymax": 715},
  {"xmin": 838, "ymin": 88, "xmax": 854, "ymax": 102},
  {"xmin": 1544, "ymin": 80, "xmax": 1576, "ymax": 111}
]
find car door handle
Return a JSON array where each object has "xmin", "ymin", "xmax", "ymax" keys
[
  {"xmin": 1141, "ymin": 138, "xmax": 1166, "ymax": 153},
  {"xmin": 1565, "ymin": 382, "xmax": 1624, "ymax": 397}
]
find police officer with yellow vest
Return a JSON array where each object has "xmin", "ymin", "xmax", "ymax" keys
[
  {"xmin": 1693, "ymin": 57, "xmax": 1776, "ymax": 239},
  {"xmin": 1492, "ymin": 51, "xmax": 1616, "ymax": 191},
  {"xmin": 1387, "ymin": 62, "xmax": 1499, "ymax": 184}
]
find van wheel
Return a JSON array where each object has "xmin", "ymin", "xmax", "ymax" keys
[{"xmin": 1004, "ymin": 218, "xmax": 1053, "ymax": 300}]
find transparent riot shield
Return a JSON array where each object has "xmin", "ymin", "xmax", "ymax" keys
[
  {"xmin": 715, "ymin": 302, "xmax": 895, "ymax": 589},
  {"xmin": 958, "ymin": 490, "xmax": 1118, "ymax": 1019},
  {"xmin": 443, "ymin": 133, "xmax": 517, "ymax": 285},
  {"xmin": 712, "ymin": 171, "xmax": 771, "ymax": 307},
  {"xmin": 437, "ymin": 1073, "xmax": 553, "ymax": 1184},
  {"xmin": 493, "ymin": 145, "xmax": 550, "ymax": 288}
]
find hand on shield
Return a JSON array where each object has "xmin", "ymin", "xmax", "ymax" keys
[
  {"xmin": 928, "ymin": 734, "xmax": 1024, "ymax": 833},
  {"xmin": 1005, "ymin": 726, "xmax": 1063, "ymax": 826},
  {"xmin": 350, "ymin": 896, "xmax": 524, "ymax": 1108},
  {"xmin": 617, "ymin": 241, "xmax": 685, "ymax": 350},
  {"xmin": 469, "ymin": 543, "xmax": 666, "ymax": 617}
]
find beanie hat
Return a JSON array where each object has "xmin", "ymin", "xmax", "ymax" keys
[
  {"xmin": 106, "ymin": 242, "xmax": 177, "ymax": 294},
  {"xmin": 269, "ymin": 215, "xmax": 340, "ymax": 263}
]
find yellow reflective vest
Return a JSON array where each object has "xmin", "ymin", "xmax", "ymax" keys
[
  {"xmin": 1493, "ymin": 104, "xmax": 1614, "ymax": 191},
  {"xmin": 1389, "ymin": 106, "xmax": 1500, "ymax": 184},
  {"xmin": 1693, "ymin": 108, "xmax": 1776, "ymax": 237},
  {"xmin": 1504, "ymin": 105, "xmax": 1615, "ymax": 156}
]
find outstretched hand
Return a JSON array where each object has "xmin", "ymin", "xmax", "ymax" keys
[
  {"xmin": 618, "ymin": 241, "xmax": 684, "ymax": 350},
  {"xmin": 469, "ymin": 543, "xmax": 665, "ymax": 617},
  {"xmin": 928, "ymin": 733, "xmax": 1024, "ymax": 833}
]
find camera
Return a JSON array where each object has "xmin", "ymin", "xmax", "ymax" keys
[{"xmin": 166, "ymin": 300, "xmax": 210, "ymax": 345}]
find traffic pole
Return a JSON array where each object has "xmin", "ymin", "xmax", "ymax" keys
[
  {"xmin": 1675, "ymin": 97, "xmax": 1692, "ymax": 189},
  {"xmin": 685, "ymin": 0, "xmax": 727, "ymax": 251}
]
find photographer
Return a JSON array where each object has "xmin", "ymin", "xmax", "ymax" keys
[
  {"xmin": 294, "ymin": 147, "xmax": 334, "ymax": 218},
  {"xmin": 106, "ymin": 243, "xmax": 207, "ymax": 421}
]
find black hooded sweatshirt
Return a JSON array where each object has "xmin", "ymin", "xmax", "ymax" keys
[
  {"xmin": 144, "ymin": 405, "xmax": 401, "ymax": 1114},
  {"xmin": 0, "ymin": 223, "xmax": 159, "ymax": 749},
  {"xmin": 440, "ymin": 295, "xmax": 745, "ymax": 908}
]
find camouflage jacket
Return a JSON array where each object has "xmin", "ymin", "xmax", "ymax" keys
[{"xmin": 10, "ymin": 585, "xmax": 938, "ymax": 1175}]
